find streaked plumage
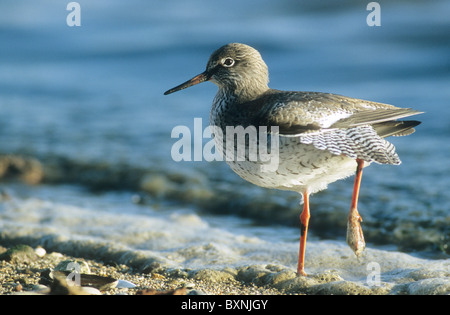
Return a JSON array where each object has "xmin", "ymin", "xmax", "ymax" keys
[{"xmin": 164, "ymin": 43, "xmax": 423, "ymax": 276}]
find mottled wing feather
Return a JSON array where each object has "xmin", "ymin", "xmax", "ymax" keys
[
  {"xmin": 260, "ymin": 92, "xmax": 422, "ymax": 133},
  {"xmin": 260, "ymin": 92, "xmax": 357, "ymax": 131},
  {"xmin": 252, "ymin": 91, "xmax": 423, "ymax": 165},
  {"xmin": 298, "ymin": 126, "xmax": 401, "ymax": 165}
]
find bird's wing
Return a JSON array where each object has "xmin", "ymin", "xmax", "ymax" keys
[
  {"xmin": 250, "ymin": 91, "xmax": 423, "ymax": 165},
  {"xmin": 330, "ymin": 108, "xmax": 423, "ymax": 129},
  {"xmin": 255, "ymin": 91, "xmax": 423, "ymax": 136}
]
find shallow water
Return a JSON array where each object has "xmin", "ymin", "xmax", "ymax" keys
[{"xmin": 0, "ymin": 0, "xmax": 449, "ymax": 286}]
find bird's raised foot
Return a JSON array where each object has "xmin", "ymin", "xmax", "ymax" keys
[{"xmin": 346, "ymin": 208, "xmax": 366, "ymax": 257}]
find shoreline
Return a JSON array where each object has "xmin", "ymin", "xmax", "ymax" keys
[
  {"xmin": 1, "ymin": 243, "xmax": 448, "ymax": 295},
  {"xmin": 0, "ymin": 244, "xmax": 285, "ymax": 295},
  {"xmin": 0, "ymin": 157, "xmax": 448, "ymax": 295}
]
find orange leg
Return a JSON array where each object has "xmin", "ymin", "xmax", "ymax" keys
[
  {"xmin": 346, "ymin": 159, "xmax": 366, "ymax": 257},
  {"xmin": 297, "ymin": 191, "xmax": 310, "ymax": 276}
]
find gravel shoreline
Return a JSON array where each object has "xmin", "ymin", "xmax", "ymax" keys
[
  {"xmin": 1, "ymin": 243, "xmax": 449, "ymax": 295},
  {"xmin": 2, "ymin": 243, "xmax": 449, "ymax": 295},
  {"xmin": 0, "ymin": 244, "xmax": 284, "ymax": 295}
]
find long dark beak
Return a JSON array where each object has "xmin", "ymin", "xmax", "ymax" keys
[{"xmin": 164, "ymin": 71, "xmax": 210, "ymax": 95}]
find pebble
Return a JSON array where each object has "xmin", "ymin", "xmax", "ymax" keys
[
  {"xmin": 116, "ymin": 280, "xmax": 137, "ymax": 289},
  {"xmin": 34, "ymin": 247, "xmax": 46, "ymax": 258}
]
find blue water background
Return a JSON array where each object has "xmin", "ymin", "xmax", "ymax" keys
[{"xmin": 0, "ymin": 0, "xmax": 448, "ymax": 256}]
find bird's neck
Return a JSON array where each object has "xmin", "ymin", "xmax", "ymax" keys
[{"xmin": 217, "ymin": 82, "xmax": 269, "ymax": 104}]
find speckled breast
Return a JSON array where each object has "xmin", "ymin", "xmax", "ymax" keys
[{"xmin": 210, "ymin": 99, "xmax": 358, "ymax": 194}]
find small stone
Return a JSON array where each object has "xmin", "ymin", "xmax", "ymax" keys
[
  {"xmin": 183, "ymin": 282, "xmax": 196, "ymax": 290},
  {"xmin": 116, "ymin": 280, "xmax": 136, "ymax": 289},
  {"xmin": 34, "ymin": 247, "xmax": 46, "ymax": 258}
]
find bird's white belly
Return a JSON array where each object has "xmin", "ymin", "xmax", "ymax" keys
[{"xmin": 224, "ymin": 136, "xmax": 363, "ymax": 194}]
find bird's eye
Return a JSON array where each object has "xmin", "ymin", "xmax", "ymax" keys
[{"xmin": 222, "ymin": 57, "xmax": 235, "ymax": 67}]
